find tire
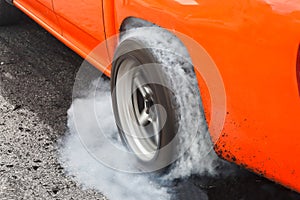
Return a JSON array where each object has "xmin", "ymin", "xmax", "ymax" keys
[
  {"xmin": 111, "ymin": 27, "xmax": 208, "ymax": 172},
  {"xmin": 0, "ymin": 0, "xmax": 21, "ymax": 26}
]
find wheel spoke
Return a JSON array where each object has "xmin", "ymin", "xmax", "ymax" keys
[
  {"xmin": 134, "ymin": 77, "xmax": 149, "ymax": 99},
  {"xmin": 138, "ymin": 108, "xmax": 150, "ymax": 125}
]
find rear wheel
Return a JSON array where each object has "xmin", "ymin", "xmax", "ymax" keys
[
  {"xmin": 111, "ymin": 28, "xmax": 206, "ymax": 172},
  {"xmin": 111, "ymin": 39, "xmax": 177, "ymax": 171},
  {"xmin": 0, "ymin": 0, "xmax": 21, "ymax": 26}
]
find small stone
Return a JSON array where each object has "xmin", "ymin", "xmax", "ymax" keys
[
  {"xmin": 13, "ymin": 105, "xmax": 22, "ymax": 111},
  {"xmin": 52, "ymin": 187, "xmax": 59, "ymax": 194}
]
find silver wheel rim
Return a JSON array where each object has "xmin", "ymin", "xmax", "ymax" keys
[{"xmin": 115, "ymin": 59, "xmax": 160, "ymax": 162}]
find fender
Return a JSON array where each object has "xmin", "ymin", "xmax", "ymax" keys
[{"xmin": 110, "ymin": 0, "xmax": 300, "ymax": 192}]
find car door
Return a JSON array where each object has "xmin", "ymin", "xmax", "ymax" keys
[
  {"xmin": 52, "ymin": 0, "xmax": 106, "ymax": 56},
  {"xmin": 15, "ymin": 0, "xmax": 61, "ymax": 33}
]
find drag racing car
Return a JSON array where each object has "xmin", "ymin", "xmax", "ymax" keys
[{"xmin": 1, "ymin": 0, "xmax": 300, "ymax": 193}]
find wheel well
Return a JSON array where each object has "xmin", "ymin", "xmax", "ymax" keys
[
  {"xmin": 118, "ymin": 17, "xmax": 189, "ymax": 53},
  {"xmin": 120, "ymin": 17, "xmax": 155, "ymax": 33}
]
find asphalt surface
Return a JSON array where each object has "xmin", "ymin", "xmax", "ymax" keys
[
  {"xmin": 0, "ymin": 15, "xmax": 105, "ymax": 199},
  {"xmin": 0, "ymin": 14, "xmax": 300, "ymax": 200}
]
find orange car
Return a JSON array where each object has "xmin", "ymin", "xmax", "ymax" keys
[{"xmin": 1, "ymin": 0, "xmax": 300, "ymax": 193}]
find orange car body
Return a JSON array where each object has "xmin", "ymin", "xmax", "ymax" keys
[{"xmin": 13, "ymin": 0, "xmax": 300, "ymax": 192}]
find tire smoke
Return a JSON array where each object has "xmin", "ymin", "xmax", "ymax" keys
[
  {"xmin": 59, "ymin": 79, "xmax": 171, "ymax": 200},
  {"xmin": 58, "ymin": 77, "xmax": 221, "ymax": 200},
  {"xmin": 58, "ymin": 26, "xmax": 227, "ymax": 200}
]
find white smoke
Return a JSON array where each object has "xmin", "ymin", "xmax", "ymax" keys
[
  {"xmin": 59, "ymin": 27, "xmax": 225, "ymax": 200},
  {"xmin": 58, "ymin": 78, "xmax": 221, "ymax": 200},
  {"xmin": 59, "ymin": 79, "xmax": 171, "ymax": 200}
]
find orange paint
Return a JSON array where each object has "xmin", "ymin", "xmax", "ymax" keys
[{"xmin": 13, "ymin": 0, "xmax": 300, "ymax": 192}]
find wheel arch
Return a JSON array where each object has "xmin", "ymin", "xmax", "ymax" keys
[{"xmin": 119, "ymin": 17, "xmax": 154, "ymax": 32}]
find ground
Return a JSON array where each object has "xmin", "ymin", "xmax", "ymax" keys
[{"xmin": 0, "ymin": 14, "xmax": 299, "ymax": 200}]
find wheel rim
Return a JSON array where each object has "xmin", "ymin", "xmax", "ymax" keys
[{"xmin": 115, "ymin": 58, "xmax": 161, "ymax": 162}]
